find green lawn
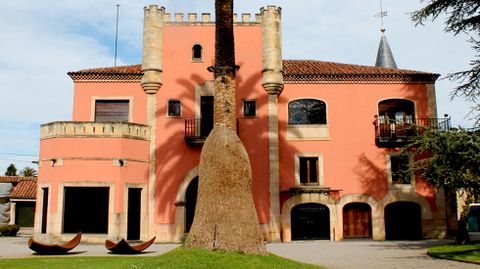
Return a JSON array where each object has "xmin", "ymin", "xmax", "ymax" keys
[
  {"xmin": 0, "ymin": 247, "xmax": 326, "ymax": 269},
  {"xmin": 428, "ymin": 242, "xmax": 480, "ymax": 264}
]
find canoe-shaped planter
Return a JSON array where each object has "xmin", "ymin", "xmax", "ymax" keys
[
  {"xmin": 28, "ymin": 233, "xmax": 81, "ymax": 255},
  {"xmin": 105, "ymin": 236, "xmax": 156, "ymax": 254}
]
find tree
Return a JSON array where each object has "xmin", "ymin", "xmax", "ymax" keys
[
  {"xmin": 19, "ymin": 166, "xmax": 37, "ymax": 177},
  {"xmin": 411, "ymin": 1, "xmax": 480, "ymax": 125},
  {"xmin": 406, "ymin": 129, "xmax": 480, "ymax": 194},
  {"xmin": 404, "ymin": 128, "xmax": 480, "ymax": 243},
  {"xmin": 185, "ymin": 0, "xmax": 266, "ymax": 254},
  {"xmin": 5, "ymin": 163, "xmax": 17, "ymax": 176}
]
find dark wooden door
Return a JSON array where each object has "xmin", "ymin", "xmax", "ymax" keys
[
  {"xmin": 200, "ymin": 96, "xmax": 214, "ymax": 137},
  {"xmin": 291, "ymin": 203, "xmax": 330, "ymax": 240},
  {"xmin": 127, "ymin": 188, "xmax": 141, "ymax": 240},
  {"xmin": 41, "ymin": 188, "xmax": 49, "ymax": 234},
  {"xmin": 343, "ymin": 203, "xmax": 372, "ymax": 238}
]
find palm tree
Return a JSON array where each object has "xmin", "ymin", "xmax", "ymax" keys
[
  {"xmin": 20, "ymin": 167, "xmax": 37, "ymax": 177},
  {"xmin": 185, "ymin": 0, "xmax": 266, "ymax": 255}
]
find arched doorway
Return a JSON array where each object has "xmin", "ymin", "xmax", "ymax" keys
[
  {"xmin": 291, "ymin": 203, "xmax": 330, "ymax": 240},
  {"xmin": 385, "ymin": 201, "xmax": 422, "ymax": 240},
  {"xmin": 184, "ymin": 177, "xmax": 198, "ymax": 233},
  {"xmin": 343, "ymin": 203, "xmax": 372, "ymax": 238}
]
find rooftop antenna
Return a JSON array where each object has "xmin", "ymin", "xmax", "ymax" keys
[
  {"xmin": 374, "ymin": 0, "xmax": 387, "ymax": 29},
  {"xmin": 114, "ymin": 4, "xmax": 120, "ymax": 66}
]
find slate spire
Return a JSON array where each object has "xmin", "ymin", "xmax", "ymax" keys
[{"xmin": 375, "ymin": 28, "xmax": 398, "ymax": 69}]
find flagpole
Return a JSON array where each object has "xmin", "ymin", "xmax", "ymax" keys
[{"xmin": 114, "ymin": 4, "xmax": 120, "ymax": 66}]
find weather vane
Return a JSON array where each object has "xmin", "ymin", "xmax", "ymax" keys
[{"xmin": 374, "ymin": 0, "xmax": 388, "ymax": 28}]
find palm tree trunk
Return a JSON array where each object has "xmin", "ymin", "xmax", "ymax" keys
[{"xmin": 184, "ymin": 0, "xmax": 266, "ymax": 255}]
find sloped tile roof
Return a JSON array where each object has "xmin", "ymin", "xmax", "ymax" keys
[
  {"xmin": 10, "ymin": 179, "xmax": 37, "ymax": 199},
  {"xmin": 282, "ymin": 60, "xmax": 439, "ymax": 83},
  {"xmin": 68, "ymin": 60, "xmax": 439, "ymax": 84},
  {"xmin": 68, "ymin": 64, "xmax": 143, "ymax": 82},
  {"xmin": 0, "ymin": 176, "xmax": 34, "ymax": 183},
  {"xmin": 0, "ymin": 177, "xmax": 37, "ymax": 199}
]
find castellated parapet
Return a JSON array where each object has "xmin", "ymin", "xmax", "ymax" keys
[
  {"xmin": 141, "ymin": 5, "xmax": 165, "ymax": 94},
  {"xmin": 260, "ymin": 6, "xmax": 284, "ymax": 95},
  {"xmin": 161, "ymin": 12, "xmax": 261, "ymax": 24}
]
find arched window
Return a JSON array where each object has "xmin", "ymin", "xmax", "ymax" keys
[
  {"xmin": 378, "ymin": 99, "xmax": 415, "ymax": 124},
  {"xmin": 288, "ymin": 99, "xmax": 327, "ymax": 124},
  {"xmin": 192, "ymin": 44, "xmax": 203, "ymax": 61}
]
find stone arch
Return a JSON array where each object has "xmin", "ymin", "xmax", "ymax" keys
[
  {"xmin": 337, "ymin": 194, "xmax": 379, "ymax": 240},
  {"xmin": 380, "ymin": 192, "xmax": 433, "ymax": 240},
  {"xmin": 173, "ymin": 166, "xmax": 199, "ymax": 240},
  {"xmin": 281, "ymin": 193, "xmax": 336, "ymax": 242},
  {"xmin": 380, "ymin": 192, "xmax": 432, "ymax": 219}
]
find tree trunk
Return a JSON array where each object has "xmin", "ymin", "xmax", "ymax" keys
[{"xmin": 184, "ymin": 0, "xmax": 266, "ymax": 255}]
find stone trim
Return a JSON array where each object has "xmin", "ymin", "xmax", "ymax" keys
[
  {"xmin": 281, "ymin": 193, "xmax": 336, "ymax": 242},
  {"xmin": 426, "ymin": 84, "xmax": 438, "ymax": 118},
  {"xmin": 195, "ymin": 81, "xmax": 215, "ymax": 118},
  {"xmin": 294, "ymin": 152, "xmax": 325, "ymax": 186},
  {"xmin": 51, "ymin": 182, "xmax": 116, "ymax": 243},
  {"xmin": 123, "ymin": 184, "xmax": 148, "ymax": 241},
  {"xmin": 90, "ymin": 96, "xmax": 134, "ymax": 122},
  {"xmin": 173, "ymin": 166, "xmax": 199, "ymax": 242},
  {"xmin": 40, "ymin": 121, "xmax": 151, "ymax": 141},
  {"xmin": 386, "ymin": 152, "xmax": 415, "ymax": 191},
  {"xmin": 380, "ymin": 192, "xmax": 433, "ymax": 219},
  {"xmin": 336, "ymin": 194, "xmax": 382, "ymax": 240}
]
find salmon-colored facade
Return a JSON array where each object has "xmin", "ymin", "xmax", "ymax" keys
[{"xmin": 35, "ymin": 6, "xmax": 452, "ymax": 243}]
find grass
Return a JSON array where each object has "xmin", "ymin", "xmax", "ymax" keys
[
  {"xmin": 427, "ymin": 242, "xmax": 480, "ymax": 264},
  {"xmin": 0, "ymin": 247, "xmax": 326, "ymax": 269}
]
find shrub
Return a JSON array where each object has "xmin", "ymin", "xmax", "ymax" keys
[{"xmin": 0, "ymin": 224, "xmax": 20, "ymax": 236}]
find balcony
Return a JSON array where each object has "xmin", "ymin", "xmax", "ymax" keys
[
  {"xmin": 184, "ymin": 118, "xmax": 239, "ymax": 144},
  {"xmin": 184, "ymin": 118, "xmax": 213, "ymax": 144},
  {"xmin": 375, "ymin": 117, "xmax": 450, "ymax": 147},
  {"xmin": 41, "ymin": 121, "xmax": 151, "ymax": 141}
]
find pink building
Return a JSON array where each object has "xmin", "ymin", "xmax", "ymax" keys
[{"xmin": 35, "ymin": 6, "xmax": 452, "ymax": 243}]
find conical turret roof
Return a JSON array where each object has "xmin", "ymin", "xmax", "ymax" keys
[{"xmin": 375, "ymin": 28, "xmax": 398, "ymax": 69}]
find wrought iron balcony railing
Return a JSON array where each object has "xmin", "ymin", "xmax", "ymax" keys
[
  {"xmin": 375, "ymin": 117, "xmax": 450, "ymax": 146},
  {"xmin": 184, "ymin": 118, "xmax": 213, "ymax": 144},
  {"xmin": 184, "ymin": 118, "xmax": 238, "ymax": 144}
]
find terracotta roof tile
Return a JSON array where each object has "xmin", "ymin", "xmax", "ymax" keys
[
  {"xmin": 0, "ymin": 176, "xmax": 35, "ymax": 183},
  {"xmin": 282, "ymin": 60, "xmax": 439, "ymax": 83},
  {"xmin": 68, "ymin": 64, "xmax": 142, "ymax": 82},
  {"xmin": 68, "ymin": 60, "xmax": 439, "ymax": 84},
  {"xmin": 10, "ymin": 179, "xmax": 37, "ymax": 199}
]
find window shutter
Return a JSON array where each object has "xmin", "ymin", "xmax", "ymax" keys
[{"xmin": 95, "ymin": 100, "xmax": 129, "ymax": 122}]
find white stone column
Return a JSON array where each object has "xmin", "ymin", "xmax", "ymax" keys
[
  {"xmin": 261, "ymin": 6, "xmax": 283, "ymax": 242},
  {"xmin": 9, "ymin": 202, "xmax": 16, "ymax": 225},
  {"xmin": 141, "ymin": 5, "xmax": 165, "ymax": 240}
]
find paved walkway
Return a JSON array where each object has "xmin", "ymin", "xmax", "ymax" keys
[
  {"xmin": 267, "ymin": 240, "xmax": 479, "ymax": 269},
  {"xmin": 0, "ymin": 236, "xmax": 478, "ymax": 268}
]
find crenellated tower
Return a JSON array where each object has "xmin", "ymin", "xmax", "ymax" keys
[
  {"xmin": 260, "ymin": 5, "xmax": 283, "ymax": 242},
  {"xmin": 141, "ymin": 5, "xmax": 166, "ymax": 239}
]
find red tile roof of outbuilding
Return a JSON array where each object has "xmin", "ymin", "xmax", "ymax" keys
[{"xmin": 0, "ymin": 177, "xmax": 37, "ymax": 199}]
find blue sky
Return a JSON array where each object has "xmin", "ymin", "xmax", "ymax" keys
[{"xmin": 0, "ymin": 0, "xmax": 476, "ymax": 174}]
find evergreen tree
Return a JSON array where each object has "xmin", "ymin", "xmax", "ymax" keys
[
  {"xmin": 5, "ymin": 163, "xmax": 17, "ymax": 176},
  {"xmin": 411, "ymin": 1, "xmax": 480, "ymax": 124},
  {"xmin": 405, "ymin": 128, "xmax": 480, "ymax": 243},
  {"xmin": 407, "ymin": 128, "xmax": 480, "ymax": 194}
]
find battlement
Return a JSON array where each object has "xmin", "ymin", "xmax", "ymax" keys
[
  {"xmin": 143, "ymin": 5, "xmax": 283, "ymax": 24},
  {"xmin": 162, "ymin": 12, "xmax": 261, "ymax": 24},
  {"xmin": 260, "ymin": 5, "xmax": 282, "ymax": 14}
]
